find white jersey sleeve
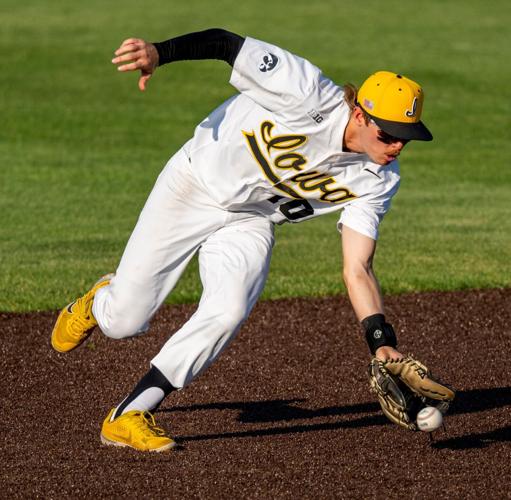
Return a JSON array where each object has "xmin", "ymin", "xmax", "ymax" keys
[
  {"xmin": 338, "ymin": 162, "xmax": 401, "ymax": 240},
  {"xmin": 230, "ymin": 36, "xmax": 322, "ymax": 112}
]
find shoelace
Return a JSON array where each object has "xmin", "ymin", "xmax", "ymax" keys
[
  {"xmin": 66, "ymin": 289, "xmax": 97, "ymax": 338},
  {"xmin": 144, "ymin": 412, "xmax": 168, "ymax": 437},
  {"xmin": 129, "ymin": 412, "xmax": 168, "ymax": 438}
]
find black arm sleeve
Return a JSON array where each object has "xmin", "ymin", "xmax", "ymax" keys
[{"xmin": 153, "ymin": 28, "xmax": 245, "ymax": 67}]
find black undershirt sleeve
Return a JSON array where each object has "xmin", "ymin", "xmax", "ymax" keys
[{"xmin": 153, "ymin": 28, "xmax": 245, "ymax": 67}]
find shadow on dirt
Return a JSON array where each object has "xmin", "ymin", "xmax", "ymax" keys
[
  {"xmin": 449, "ymin": 386, "xmax": 511, "ymax": 415},
  {"xmin": 432, "ymin": 386, "xmax": 511, "ymax": 450},
  {"xmin": 176, "ymin": 414, "xmax": 388, "ymax": 443},
  {"xmin": 164, "ymin": 386, "xmax": 511, "ymax": 421},
  {"xmin": 163, "ymin": 398, "xmax": 380, "ymax": 422},
  {"xmin": 162, "ymin": 386, "xmax": 511, "ymax": 445},
  {"xmin": 161, "ymin": 399, "xmax": 387, "ymax": 442},
  {"xmin": 432, "ymin": 426, "xmax": 511, "ymax": 450}
]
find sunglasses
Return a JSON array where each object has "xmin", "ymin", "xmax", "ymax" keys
[
  {"xmin": 376, "ymin": 128, "xmax": 409, "ymax": 145},
  {"xmin": 370, "ymin": 119, "xmax": 409, "ymax": 145}
]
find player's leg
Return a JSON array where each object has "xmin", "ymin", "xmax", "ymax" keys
[
  {"xmin": 151, "ymin": 212, "xmax": 275, "ymax": 388},
  {"xmin": 93, "ymin": 151, "xmax": 229, "ymax": 339},
  {"xmin": 103, "ymin": 213, "xmax": 274, "ymax": 447},
  {"xmin": 102, "ymin": 213, "xmax": 273, "ymax": 450},
  {"xmin": 51, "ymin": 148, "xmax": 225, "ymax": 352}
]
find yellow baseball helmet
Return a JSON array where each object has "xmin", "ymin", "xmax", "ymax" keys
[{"xmin": 357, "ymin": 71, "xmax": 433, "ymax": 141}]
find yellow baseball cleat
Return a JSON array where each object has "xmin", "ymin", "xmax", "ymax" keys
[
  {"xmin": 51, "ymin": 274, "xmax": 113, "ymax": 353},
  {"xmin": 100, "ymin": 409, "xmax": 177, "ymax": 452}
]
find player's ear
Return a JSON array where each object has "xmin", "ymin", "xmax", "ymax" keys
[{"xmin": 351, "ymin": 106, "xmax": 366, "ymax": 127}]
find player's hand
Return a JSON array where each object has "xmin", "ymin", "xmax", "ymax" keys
[
  {"xmin": 374, "ymin": 345, "xmax": 403, "ymax": 361},
  {"xmin": 112, "ymin": 38, "xmax": 159, "ymax": 92}
]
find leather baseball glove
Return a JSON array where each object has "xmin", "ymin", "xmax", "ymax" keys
[{"xmin": 368, "ymin": 356, "xmax": 455, "ymax": 431}]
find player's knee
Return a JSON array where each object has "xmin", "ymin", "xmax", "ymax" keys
[
  {"xmin": 94, "ymin": 287, "xmax": 153, "ymax": 340},
  {"xmin": 98, "ymin": 314, "xmax": 146, "ymax": 340},
  {"xmin": 216, "ymin": 303, "xmax": 249, "ymax": 333}
]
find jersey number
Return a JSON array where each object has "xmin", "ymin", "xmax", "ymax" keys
[{"xmin": 269, "ymin": 195, "xmax": 314, "ymax": 221}]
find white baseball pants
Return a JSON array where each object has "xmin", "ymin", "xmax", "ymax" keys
[{"xmin": 92, "ymin": 148, "xmax": 274, "ymax": 388}]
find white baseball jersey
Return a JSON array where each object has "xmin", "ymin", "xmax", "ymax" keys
[{"xmin": 182, "ymin": 36, "xmax": 401, "ymax": 240}]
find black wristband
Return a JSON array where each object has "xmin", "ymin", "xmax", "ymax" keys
[
  {"xmin": 153, "ymin": 28, "xmax": 245, "ymax": 67},
  {"xmin": 361, "ymin": 313, "xmax": 398, "ymax": 355}
]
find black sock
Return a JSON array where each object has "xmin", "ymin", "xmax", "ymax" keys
[{"xmin": 112, "ymin": 365, "xmax": 175, "ymax": 420}]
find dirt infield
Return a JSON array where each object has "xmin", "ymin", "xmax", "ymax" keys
[{"xmin": 1, "ymin": 288, "xmax": 511, "ymax": 499}]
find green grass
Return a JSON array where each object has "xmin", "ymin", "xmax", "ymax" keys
[{"xmin": 1, "ymin": 0, "xmax": 510, "ymax": 311}]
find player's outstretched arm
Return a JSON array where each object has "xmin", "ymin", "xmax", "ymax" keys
[
  {"xmin": 112, "ymin": 38, "xmax": 159, "ymax": 91},
  {"xmin": 341, "ymin": 225, "xmax": 403, "ymax": 361},
  {"xmin": 112, "ymin": 29, "xmax": 245, "ymax": 92}
]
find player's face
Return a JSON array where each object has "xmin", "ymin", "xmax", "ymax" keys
[
  {"xmin": 363, "ymin": 119, "xmax": 409, "ymax": 165},
  {"xmin": 360, "ymin": 114, "xmax": 408, "ymax": 165}
]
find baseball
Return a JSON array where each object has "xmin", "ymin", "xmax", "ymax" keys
[{"xmin": 416, "ymin": 406, "xmax": 443, "ymax": 432}]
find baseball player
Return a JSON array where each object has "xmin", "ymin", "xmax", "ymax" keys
[{"xmin": 51, "ymin": 28, "xmax": 439, "ymax": 451}]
